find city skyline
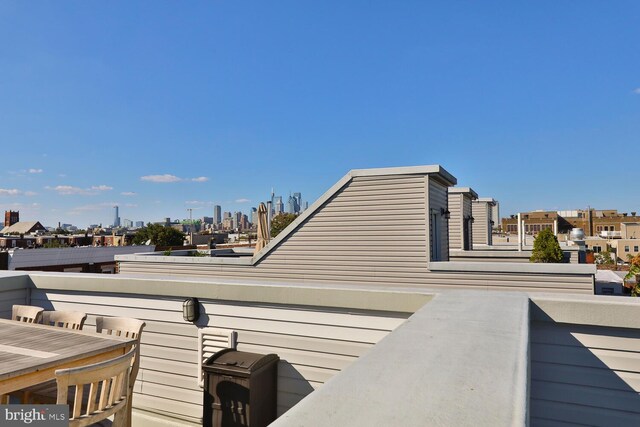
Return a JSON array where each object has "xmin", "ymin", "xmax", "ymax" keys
[{"xmin": 1, "ymin": 2, "xmax": 639, "ymax": 227}]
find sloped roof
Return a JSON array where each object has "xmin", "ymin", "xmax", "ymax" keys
[
  {"xmin": 0, "ymin": 222, "xmax": 46, "ymax": 235},
  {"xmin": 251, "ymin": 165, "xmax": 456, "ymax": 264}
]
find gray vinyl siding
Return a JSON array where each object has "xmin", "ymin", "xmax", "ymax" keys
[
  {"xmin": 472, "ymin": 201, "xmax": 491, "ymax": 245},
  {"xmin": 30, "ymin": 289, "xmax": 407, "ymax": 423},
  {"xmin": 447, "ymin": 193, "xmax": 473, "ymax": 251},
  {"xmin": 448, "ymin": 193, "xmax": 463, "ymax": 250},
  {"xmin": 0, "ymin": 274, "xmax": 28, "ymax": 319},
  {"xmin": 0, "ymin": 288, "xmax": 27, "ymax": 319},
  {"xmin": 117, "ymin": 171, "xmax": 593, "ymax": 293},
  {"xmin": 530, "ymin": 321, "xmax": 640, "ymax": 426},
  {"xmin": 463, "ymin": 196, "xmax": 472, "ymax": 249},
  {"xmin": 429, "ymin": 178, "xmax": 449, "ymax": 261},
  {"xmin": 450, "ymin": 250, "xmax": 580, "ymax": 264},
  {"xmin": 422, "ymin": 270, "xmax": 592, "ymax": 293},
  {"xmin": 121, "ymin": 174, "xmax": 432, "ymax": 285}
]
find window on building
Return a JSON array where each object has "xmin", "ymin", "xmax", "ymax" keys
[
  {"xmin": 634, "ymin": 246, "xmax": 639, "ymax": 252},
  {"xmin": 625, "ymin": 246, "xmax": 630, "ymax": 252},
  {"xmin": 593, "ymin": 246, "xmax": 602, "ymax": 253}
]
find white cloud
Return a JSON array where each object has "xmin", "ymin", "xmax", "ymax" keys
[
  {"xmin": 46, "ymin": 184, "xmax": 112, "ymax": 196},
  {"xmin": 0, "ymin": 188, "xmax": 21, "ymax": 196},
  {"xmin": 140, "ymin": 174, "xmax": 210, "ymax": 183},
  {"xmin": 141, "ymin": 174, "xmax": 182, "ymax": 183},
  {"xmin": 186, "ymin": 200, "xmax": 214, "ymax": 206},
  {"xmin": 125, "ymin": 203, "xmax": 138, "ymax": 208},
  {"xmin": 24, "ymin": 191, "xmax": 38, "ymax": 196},
  {"xmin": 28, "ymin": 168, "xmax": 43, "ymax": 174},
  {"xmin": 634, "ymin": 88, "xmax": 640, "ymax": 95},
  {"xmin": 121, "ymin": 192, "xmax": 136, "ymax": 196},
  {"xmin": 47, "ymin": 185, "xmax": 88, "ymax": 195},
  {"xmin": 235, "ymin": 198, "xmax": 251, "ymax": 203},
  {"xmin": 68, "ymin": 202, "xmax": 117, "ymax": 215}
]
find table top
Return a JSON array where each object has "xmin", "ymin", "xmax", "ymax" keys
[{"xmin": 0, "ymin": 318, "xmax": 134, "ymax": 381}]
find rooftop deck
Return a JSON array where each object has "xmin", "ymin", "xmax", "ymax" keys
[{"xmin": 1, "ymin": 270, "xmax": 638, "ymax": 426}]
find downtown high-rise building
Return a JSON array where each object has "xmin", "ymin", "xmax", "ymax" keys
[
  {"xmin": 294, "ymin": 193, "xmax": 302, "ymax": 213},
  {"xmin": 286, "ymin": 195, "xmax": 296, "ymax": 214},
  {"xmin": 113, "ymin": 206, "xmax": 120, "ymax": 227},
  {"xmin": 213, "ymin": 205, "xmax": 221, "ymax": 224},
  {"xmin": 274, "ymin": 196, "xmax": 284, "ymax": 215}
]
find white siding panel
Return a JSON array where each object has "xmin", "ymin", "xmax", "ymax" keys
[
  {"xmin": 530, "ymin": 321, "xmax": 640, "ymax": 426},
  {"xmin": 448, "ymin": 193, "xmax": 463, "ymax": 250},
  {"xmin": 117, "ymin": 172, "xmax": 592, "ymax": 294},
  {"xmin": 429, "ymin": 178, "xmax": 449, "ymax": 261},
  {"xmin": 30, "ymin": 288, "xmax": 406, "ymax": 423}
]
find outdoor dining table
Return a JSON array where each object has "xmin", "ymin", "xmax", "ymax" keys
[{"xmin": 0, "ymin": 317, "xmax": 135, "ymax": 396}]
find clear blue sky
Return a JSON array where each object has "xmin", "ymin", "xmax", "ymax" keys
[{"xmin": 1, "ymin": 1, "xmax": 639, "ymax": 228}]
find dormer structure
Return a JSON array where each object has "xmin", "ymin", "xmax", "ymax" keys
[
  {"xmin": 472, "ymin": 197, "xmax": 496, "ymax": 246},
  {"xmin": 448, "ymin": 187, "xmax": 478, "ymax": 251}
]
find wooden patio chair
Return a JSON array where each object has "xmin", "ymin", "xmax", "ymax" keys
[
  {"xmin": 96, "ymin": 317, "xmax": 146, "ymax": 427},
  {"xmin": 23, "ymin": 316, "xmax": 144, "ymax": 423},
  {"xmin": 56, "ymin": 347, "xmax": 136, "ymax": 427},
  {"xmin": 42, "ymin": 311, "xmax": 87, "ymax": 330},
  {"xmin": 11, "ymin": 305, "xmax": 44, "ymax": 323}
]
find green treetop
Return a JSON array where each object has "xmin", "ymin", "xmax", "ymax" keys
[
  {"xmin": 530, "ymin": 229, "xmax": 564, "ymax": 263},
  {"xmin": 132, "ymin": 223, "xmax": 185, "ymax": 247}
]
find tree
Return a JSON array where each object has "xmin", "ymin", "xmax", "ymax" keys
[
  {"xmin": 530, "ymin": 229, "xmax": 564, "ymax": 263},
  {"xmin": 594, "ymin": 250, "xmax": 615, "ymax": 266},
  {"xmin": 270, "ymin": 213, "xmax": 297, "ymax": 238},
  {"xmin": 132, "ymin": 223, "xmax": 185, "ymax": 247},
  {"xmin": 625, "ymin": 254, "xmax": 640, "ymax": 296},
  {"xmin": 43, "ymin": 239, "xmax": 68, "ymax": 248}
]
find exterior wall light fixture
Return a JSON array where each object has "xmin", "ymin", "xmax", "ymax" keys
[
  {"xmin": 441, "ymin": 208, "xmax": 451, "ymax": 220},
  {"xmin": 183, "ymin": 297, "xmax": 200, "ymax": 322}
]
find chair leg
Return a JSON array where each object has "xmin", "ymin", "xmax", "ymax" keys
[
  {"xmin": 113, "ymin": 407, "xmax": 128, "ymax": 427},
  {"xmin": 125, "ymin": 396, "xmax": 133, "ymax": 427}
]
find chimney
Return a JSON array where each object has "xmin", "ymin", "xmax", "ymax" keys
[{"xmin": 4, "ymin": 210, "xmax": 19, "ymax": 227}]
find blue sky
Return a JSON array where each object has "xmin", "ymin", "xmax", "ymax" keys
[{"xmin": 1, "ymin": 1, "xmax": 639, "ymax": 228}]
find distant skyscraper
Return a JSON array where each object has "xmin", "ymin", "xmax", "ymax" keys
[
  {"xmin": 303, "ymin": 201, "xmax": 309, "ymax": 211},
  {"xmin": 123, "ymin": 219, "xmax": 133, "ymax": 228},
  {"xmin": 293, "ymin": 192, "xmax": 302, "ymax": 214},
  {"xmin": 113, "ymin": 206, "xmax": 120, "ymax": 227},
  {"xmin": 287, "ymin": 195, "xmax": 296, "ymax": 214},
  {"xmin": 213, "ymin": 205, "xmax": 222, "ymax": 224},
  {"xmin": 135, "ymin": 221, "xmax": 144, "ymax": 228},
  {"xmin": 251, "ymin": 207, "xmax": 258, "ymax": 225},
  {"xmin": 274, "ymin": 196, "xmax": 284, "ymax": 215}
]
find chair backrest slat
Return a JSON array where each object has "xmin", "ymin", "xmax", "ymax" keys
[
  {"xmin": 95, "ymin": 316, "xmax": 145, "ymax": 391},
  {"xmin": 42, "ymin": 311, "xmax": 87, "ymax": 330},
  {"xmin": 56, "ymin": 347, "xmax": 135, "ymax": 426},
  {"xmin": 12, "ymin": 305, "xmax": 44, "ymax": 323}
]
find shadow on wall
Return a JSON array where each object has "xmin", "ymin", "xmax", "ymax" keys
[{"xmin": 530, "ymin": 307, "xmax": 640, "ymax": 426}]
